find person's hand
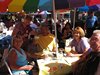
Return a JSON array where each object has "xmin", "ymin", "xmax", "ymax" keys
[
  {"xmin": 26, "ymin": 65, "xmax": 33, "ymax": 70},
  {"xmin": 23, "ymin": 33, "xmax": 28, "ymax": 39},
  {"xmin": 39, "ymin": 53, "xmax": 45, "ymax": 59},
  {"xmin": 30, "ymin": 30, "xmax": 36, "ymax": 35},
  {"xmin": 66, "ymin": 52, "xmax": 73, "ymax": 56},
  {"xmin": 34, "ymin": 52, "xmax": 45, "ymax": 59}
]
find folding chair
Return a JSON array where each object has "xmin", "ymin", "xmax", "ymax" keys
[
  {"xmin": 2, "ymin": 47, "xmax": 13, "ymax": 75},
  {"xmin": 3, "ymin": 59, "xmax": 13, "ymax": 75}
]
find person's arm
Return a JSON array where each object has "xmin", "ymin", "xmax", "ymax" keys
[
  {"xmin": 68, "ymin": 47, "xmax": 82, "ymax": 57},
  {"xmin": 62, "ymin": 30, "xmax": 67, "ymax": 40},
  {"xmin": 52, "ymin": 37, "xmax": 57, "ymax": 52},
  {"xmin": 80, "ymin": 38, "xmax": 90, "ymax": 57},
  {"xmin": 12, "ymin": 24, "xmax": 19, "ymax": 37},
  {"xmin": 70, "ymin": 48, "xmax": 89, "ymax": 57}
]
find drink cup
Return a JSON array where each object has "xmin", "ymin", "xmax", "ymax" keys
[{"xmin": 65, "ymin": 46, "xmax": 71, "ymax": 53}]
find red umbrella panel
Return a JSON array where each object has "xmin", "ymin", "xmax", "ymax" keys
[
  {"xmin": 0, "ymin": 0, "xmax": 12, "ymax": 12},
  {"xmin": 86, "ymin": 0, "xmax": 100, "ymax": 6}
]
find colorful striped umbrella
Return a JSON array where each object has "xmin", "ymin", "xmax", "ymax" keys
[
  {"xmin": 0, "ymin": 0, "xmax": 100, "ymax": 12},
  {"xmin": 0, "ymin": 0, "xmax": 85, "ymax": 12}
]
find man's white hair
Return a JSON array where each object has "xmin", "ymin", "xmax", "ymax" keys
[{"xmin": 93, "ymin": 30, "xmax": 100, "ymax": 34}]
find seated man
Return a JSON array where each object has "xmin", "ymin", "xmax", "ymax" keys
[
  {"xmin": 72, "ymin": 30, "xmax": 100, "ymax": 75},
  {"xmin": 36, "ymin": 25, "xmax": 56, "ymax": 52},
  {"xmin": 26, "ymin": 24, "xmax": 57, "ymax": 71},
  {"xmin": 28, "ymin": 24, "xmax": 57, "ymax": 59}
]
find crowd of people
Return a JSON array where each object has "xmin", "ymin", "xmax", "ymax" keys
[{"xmin": 0, "ymin": 11, "xmax": 100, "ymax": 75}]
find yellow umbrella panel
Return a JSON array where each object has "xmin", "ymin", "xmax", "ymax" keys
[{"xmin": 8, "ymin": 0, "xmax": 26, "ymax": 12}]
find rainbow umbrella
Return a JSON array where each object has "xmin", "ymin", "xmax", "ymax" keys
[
  {"xmin": 0, "ymin": 0, "xmax": 100, "ymax": 12},
  {"xmin": 0, "ymin": 0, "xmax": 86, "ymax": 12}
]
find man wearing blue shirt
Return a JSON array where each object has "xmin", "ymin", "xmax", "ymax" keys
[{"xmin": 86, "ymin": 11, "xmax": 98, "ymax": 38}]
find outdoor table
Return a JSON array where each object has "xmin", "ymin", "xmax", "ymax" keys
[{"xmin": 37, "ymin": 56, "xmax": 79, "ymax": 75}]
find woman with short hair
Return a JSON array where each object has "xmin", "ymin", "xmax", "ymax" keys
[{"xmin": 69, "ymin": 26, "xmax": 90, "ymax": 56}]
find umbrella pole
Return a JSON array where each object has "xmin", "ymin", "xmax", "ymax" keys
[
  {"xmin": 52, "ymin": 0, "xmax": 58, "ymax": 57},
  {"xmin": 73, "ymin": 8, "xmax": 76, "ymax": 30},
  {"xmin": 69, "ymin": 11, "xmax": 71, "ymax": 22}
]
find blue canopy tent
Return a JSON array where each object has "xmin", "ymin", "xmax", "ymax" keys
[
  {"xmin": 89, "ymin": 4, "xmax": 100, "ymax": 11},
  {"xmin": 78, "ymin": 6, "xmax": 89, "ymax": 12},
  {"xmin": 78, "ymin": 4, "xmax": 100, "ymax": 12}
]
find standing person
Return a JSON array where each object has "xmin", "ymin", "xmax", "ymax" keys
[
  {"xmin": 85, "ymin": 11, "xmax": 98, "ymax": 38},
  {"xmin": 56, "ymin": 24, "xmax": 64, "ymax": 48},
  {"xmin": 12, "ymin": 15, "xmax": 34, "ymax": 51},
  {"xmin": 72, "ymin": 30, "xmax": 100, "ymax": 75}
]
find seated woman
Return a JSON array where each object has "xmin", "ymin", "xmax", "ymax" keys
[
  {"xmin": 7, "ymin": 35, "xmax": 33, "ymax": 75},
  {"xmin": 62, "ymin": 22, "xmax": 72, "ymax": 40},
  {"xmin": 68, "ymin": 26, "xmax": 90, "ymax": 57}
]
